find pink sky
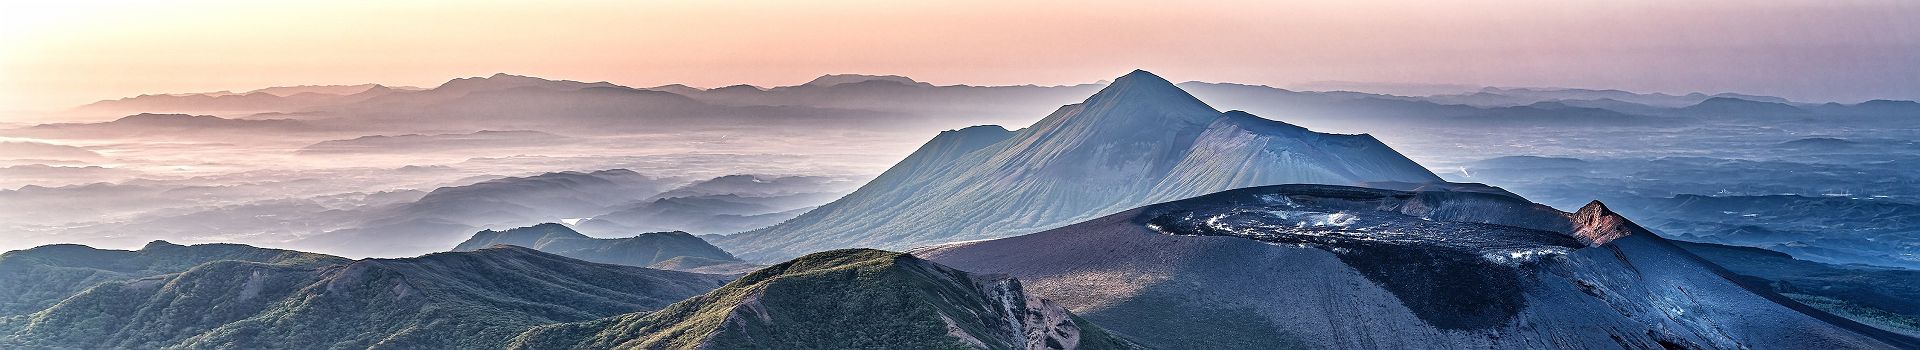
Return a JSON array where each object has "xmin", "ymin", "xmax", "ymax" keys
[{"xmin": 2, "ymin": 0, "xmax": 1916, "ymax": 118}]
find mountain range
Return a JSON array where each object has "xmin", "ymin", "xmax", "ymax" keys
[
  {"xmin": 32, "ymin": 71, "xmax": 1917, "ymax": 143},
  {"xmin": 717, "ymin": 70, "xmax": 1442, "ymax": 261},
  {"xmin": 2, "ymin": 69, "xmax": 1915, "ymax": 349}
]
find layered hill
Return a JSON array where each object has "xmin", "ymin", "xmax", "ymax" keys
[
  {"xmin": 0, "ymin": 245, "xmax": 728, "ymax": 349},
  {"xmin": 914, "ymin": 184, "xmax": 1917, "ymax": 349},
  {"xmin": 451, "ymin": 223, "xmax": 746, "ymax": 269},
  {"xmin": 508, "ymin": 249, "xmax": 1135, "ymax": 350},
  {"xmin": 5, "ymin": 113, "xmax": 328, "ymax": 139},
  {"xmin": 718, "ymin": 70, "xmax": 1441, "ymax": 261},
  {"xmin": 77, "ymin": 84, "xmax": 407, "ymax": 114}
]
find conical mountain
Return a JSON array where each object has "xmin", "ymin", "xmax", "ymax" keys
[
  {"xmin": 507, "ymin": 249, "xmax": 1136, "ymax": 350},
  {"xmin": 717, "ymin": 70, "xmax": 1440, "ymax": 261}
]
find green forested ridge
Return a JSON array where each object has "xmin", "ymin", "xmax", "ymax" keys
[
  {"xmin": 0, "ymin": 240, "xmax": 346, "ymax": 317},
  {"xmin": 509, "ymin": 249, "xmax": 1136, "ymax": 350},
  {"xmin": 0, "ymin": 245, "xmax": 727, "ymax": 349}
]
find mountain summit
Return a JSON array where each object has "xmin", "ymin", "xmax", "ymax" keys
[{"xmin": 717, "ymin": 70, "xmax": 1441, "ymax": 261}]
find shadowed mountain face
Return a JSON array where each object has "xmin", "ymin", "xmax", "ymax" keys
[
  {"xmin": 451, "ymin": 223, "xmax": 743, "ymax": 269},
  {"xmin": 914, "ymin": 184, "xmax": 1915, "ymax": 349},
  {"xmin": 0, "ymin": 245, "xmax": 728, "ymax": 349},
  {"xmin": 508, "ymin": 249, "xmax": 1136, "ymax": 350},
  {"xmin": 718, "ymin": 70, "xmax": 1441, "ymax": 261}
]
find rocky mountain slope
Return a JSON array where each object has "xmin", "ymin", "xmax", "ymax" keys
[
  {"xmin": 914, "ymin": 184, "xmax": 1917, "ymax": 349},
  {"xmin": 508, "ymin": 249, "xmax": 1134, "ymax": 350},
  {"xmin": 718, "ymin": 70, "xmax": 1441, "ymax": 261},
  {"xmin": 0, "ymin": 245, "xmax": 728, "ymax": 349},
  {"xmin": 451, "ymin": 223, "xmax": 746, "ymax": 269}
]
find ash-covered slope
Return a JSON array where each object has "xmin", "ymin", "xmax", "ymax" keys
[
  {"xmin": 451, "ymin": 223, "xmax": 744, "ymax": 268},
  {"xmin": 719, "ymin": 70, "xmax": 1439, "ymax": 261},
  {"xmin": 0, "ymin": 241, "xmax": 346, "ymax": 317},
  {"xmin": 0, "ymin": 246, "xmax": 728, "ymax": 349},
  {"xmin": 508, "ymin": 249, "xmax": 1136, "ymax": 350},
  {"xmin": 914, "ymin": 185, "xmax": 1916, "ymax": 349}
]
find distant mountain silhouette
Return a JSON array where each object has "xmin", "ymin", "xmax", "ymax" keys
[
  {"xmin": 797, "ymin": 74, "xmax": 933, "ymax": 88},
  {"xmin": 1678, "ymin": 97, "xmax": 1810, "ymax": 117},
  {"xmin": 451, "ymin": 223, "xmax": 743, "ymax": 268},
  {"xmin": 6, "ymin": 113, "xmax": 328, "ymax": 138}
]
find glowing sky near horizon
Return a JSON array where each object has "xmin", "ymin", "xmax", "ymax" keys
[{"xmin": 2, "ymin": 0, "xmax": 1916, "ymax": 117}]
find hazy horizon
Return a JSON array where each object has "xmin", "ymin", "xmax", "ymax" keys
[{"xmin": 5, "ymin": 0, "xmax": 1917, "ymax": 118}]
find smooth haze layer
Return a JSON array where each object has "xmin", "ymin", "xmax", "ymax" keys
[{"xmin": 3, "ymin": 0, "xmax": 1917, "ymax": 119}]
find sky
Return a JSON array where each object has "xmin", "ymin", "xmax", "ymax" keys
[{"xmin": 2, "ymin": 0, "xmax": 1917, "ymax": 119}]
